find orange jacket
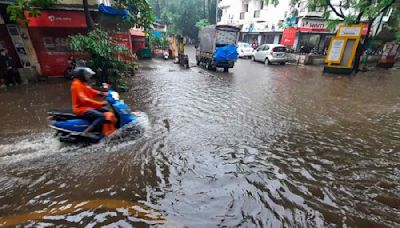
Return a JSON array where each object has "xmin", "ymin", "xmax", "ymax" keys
[{"xmin": 71, "ymin": 79, "xmax": 106, "ymax": 115}]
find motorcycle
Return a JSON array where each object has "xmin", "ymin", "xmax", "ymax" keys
[
  {"xmin": 163, "ymin": 50, "xmax": 169, "ymax": 60},
  {"xmin": 48, "ymin": 89, "xmax": 140, "ymax": 143}
]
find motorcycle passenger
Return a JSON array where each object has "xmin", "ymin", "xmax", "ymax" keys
[{"xmin": 71, "ymin": 67, "xmax": 107, "ymax": 134}]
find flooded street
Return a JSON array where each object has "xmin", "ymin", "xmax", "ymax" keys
[{"xmin": 1, "ymin": 49, "xmax": 400, "ymax": 227}]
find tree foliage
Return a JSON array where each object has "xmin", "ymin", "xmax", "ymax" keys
[
  {"xmin": 149, "ymin": 0, "xmax": 216, "ymax": 38},
  {"xmin": 7, "ymin": 0, "xmax": 58, "ymax": 24},
  {"xmin": 303, "ymin": 0, "xmax": 396, "ymax": 24},
  {"xmin": 123, "ymin": 0, "xmax": 155, "ymax": 31},
  {"xmin": 69, "ymin": 28, "xmax": 134, "ymax": 86},
  {"xmin": 7, "ymin": 0, "xmax": 154, "ymax": 32},
  {"xmin": 387, "ymin": 1, "xmax": 400, "ymax": 40},
  {"xmin": 195, "ymin": 19, "xmax": 210, "ymax": 29}
]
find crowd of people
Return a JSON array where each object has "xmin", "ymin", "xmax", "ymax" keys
[{"xmin": 0, "ymin": 48, "xmax": 21, "ymax": 88}]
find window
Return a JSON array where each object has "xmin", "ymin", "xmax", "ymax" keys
[
  {"xmin": 240, "ymin": 12, "xmax": 245, "ymax": 20},
  {"xmin": 264, "ymin": 45, "xmax": 269, "ymax": 51},
  {"xmin": 242, "ymin": 3, "xmax": 248, "ymax": 12},
  {"xmin": 254, "ymin": 10, "xmax": 260, "ymax": 18},
  {"xmin": 260, "ymin": 0, "xmax": 264, "ymax": 9},
  {"xmin": 242, "ymin": 43, "xmax": 251, "ymax": 48},
  {"xmin": 272, "ymin": 46, "xmax": 286, "ymax": 52}
]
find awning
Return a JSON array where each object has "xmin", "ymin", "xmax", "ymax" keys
[
  {"xmin": 129, "ymin": 29, "xmax": 145, "ymax": 37},
  {"xmin": 24, "ymin": 10, "xmax": 86, "ymax": 28},
  {"xmin": 98, "ymin": 3, "xmax": 129, "ymax": 17}
]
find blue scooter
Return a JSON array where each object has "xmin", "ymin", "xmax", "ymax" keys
[{"xmin": 48, "ymin": 90, "xmax": 139, "ymax": 143}]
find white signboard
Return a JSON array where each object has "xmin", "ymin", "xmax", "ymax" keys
[
  {"xmin": 338, "ymin": 27, "xmax": 361, "ymax": 37},
  {"xmin": 327, "ymin": 39, "xmax": 345, "ymax": 62},
  {"xmin": 299, "ymin": 18, "xmax": 327, "ymax": 29}
]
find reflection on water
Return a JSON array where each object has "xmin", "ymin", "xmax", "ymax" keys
[
  {"xmin": 0, "ymin": 199, "xmax": 164, "ymax": 227},
  {"xmin": 0, "ymin": 55, "xmax": 399, "ymax": 227}
]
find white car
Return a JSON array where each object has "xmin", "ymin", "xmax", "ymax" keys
[
  {"xmin": 251, "ymin": 44, "xmax": 287, "ymax": 65},
  {"xmin": 237, "ymin": 42, "xmax": 254, "ymax": 58}
]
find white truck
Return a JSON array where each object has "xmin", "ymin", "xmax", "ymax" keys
[{"xmin": 196, "ymin": 25, "xmax": 241, "ymax": 72}]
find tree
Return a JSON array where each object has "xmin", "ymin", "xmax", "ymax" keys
[
  {"xmin": 69, "ymin": 28, "xmax": 134, "ymax": 88},
  {"xmin": 386, "ymin": 1, "xmax": 400, "ymax": 40},
  {"xmin": 7, "ymin": 0, "xmax": 154, "ymax": 32},
  {"xmin": 195, "ymin": 19, "xmax": 210, "ymax": 29},
  {"xmin": 148, "ymin": 0, "xmax": 218, "ymax": 38},
  {"xmin": 6, "ymin": 0, "xmax": 154, "ymax": 87},
  {"xmin": 124, "ymin": 0, "xmax": 155, "ymax": 31},
  {"xmin": 317, "ymin": 0, "xmax": 395, "ymax": 72},
  {"xmin": 7, "ymin": 0, "xmax": 58, "ymax": 25}
]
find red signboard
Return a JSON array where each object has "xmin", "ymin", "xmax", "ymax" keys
[
  {"xmin": 25, "ymin": 11, "xmax": 87, "ymax": 28},
  {"xmin": 281, "ymin": 28, "xmax": 297, "ymax": 46},
  {"xmin": 28, "ymin": 27, "xmax": 88, "ymax": 76}
]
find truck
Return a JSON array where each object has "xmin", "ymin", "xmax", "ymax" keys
[{"xmin": 196, "ymin": 25, "xmax": 241, "ymax": 72}]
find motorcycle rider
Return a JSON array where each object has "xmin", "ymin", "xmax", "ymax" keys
[{"xmin": 71, "ymin": 67, "xmax": 108, "ymax": 135}]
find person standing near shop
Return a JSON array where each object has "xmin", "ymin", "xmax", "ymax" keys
[
  {"xmin": 0, "ymin": 48, "xmax": 21, "ymax": 86},
  {"xmin": 0, "ymin": 48, "xmax": 7, "ymax": 87}
]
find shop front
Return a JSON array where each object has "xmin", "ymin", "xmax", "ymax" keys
[
  {"xmin": 0, "ymin": 25, "xmax": 21, "ymax": 69},
  {"xmin": 0, "ymin": 10, "xmax": 22, "ymax": 68},
  {"xmin": 25, "ymin": 10, "xmax": 87, "ymax": 77},
  {"xmin": 281, "ymin": 27, "xmax": 334, "ymax": 53},
  {"xmin": 129, "ymin": 29, "xmax": 145, "ymax": 56}
]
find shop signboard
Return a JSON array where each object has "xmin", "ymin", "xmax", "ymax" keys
[
  {"xmin": 338, "ymin": 26, "xmax": 362, "ymax": 37},
  {"xmin": 377, "ymin": 42, "xmax": 400, "ymax": 68},
  {"xmin": 299, "ymin": 18, "xmax": 328, "ymax": 30},
  {"xmin": 24, "ymin": 11, "xmax": 86, "ymax": 28},
  {"xmin": 280, "ymin": 28, "xmax": 297, "ymax": 46}
]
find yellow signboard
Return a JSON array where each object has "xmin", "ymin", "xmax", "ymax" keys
[{"xmin": 325, "ymin": 24, "xmax": 363, "ymax": 69}]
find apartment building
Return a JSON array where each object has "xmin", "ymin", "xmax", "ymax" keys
[{"xmin": 218, "ymin": 0, "xmax": 290, "ymax": 46}]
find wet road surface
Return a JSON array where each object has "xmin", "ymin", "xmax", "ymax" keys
[{"xmin": 1, "ymin": 49, "xmax": 400, "ymax": 227}]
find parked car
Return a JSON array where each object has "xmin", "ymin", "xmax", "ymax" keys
[
  {"xmin": 251, "ymin": 44, "xmax": 287, "ymax": 65},
  {"xmin": 237, "ymin": 42, "xmax": 254, "ymax": 58}
]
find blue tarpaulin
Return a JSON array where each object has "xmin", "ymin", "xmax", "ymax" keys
[
  {"xmin": 214, "ymin": 45, "xmax": 238, "ymax": 62},
  {"xmin": 98, "ymin": 3, "xmax": 129, "ymax": 17},
  {"xmin": 152, "ymin": 31, "xmax": 163, "ymax": 39}
]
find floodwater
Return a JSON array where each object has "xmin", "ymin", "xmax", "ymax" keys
[{"xmin": 0, "ymin": 51, "xmax": 400, "ymax": 227}]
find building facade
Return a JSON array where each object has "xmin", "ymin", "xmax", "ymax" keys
[
  {"xmin": 217, "ymin": 0, "xmax": 392, "ymax": 53},
  {"xmin": 218, "ymin": 0, "xmax": 290, "ymax": 46},
  {"xmin": 0, "ymin": 0, "xmax": 136, "ymax": 77}
]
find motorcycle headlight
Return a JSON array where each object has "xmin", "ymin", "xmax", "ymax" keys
[{"xmin": 111, "ymin": 92, "xmax": 120, "ymax": 100}]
